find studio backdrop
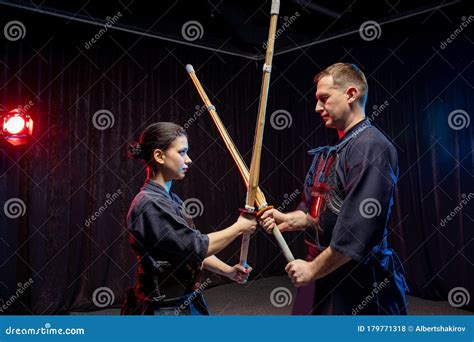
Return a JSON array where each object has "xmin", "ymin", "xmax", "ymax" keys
[{"xmin": 0, "ymin": 2, "xmax": 472, "ymax": 313}]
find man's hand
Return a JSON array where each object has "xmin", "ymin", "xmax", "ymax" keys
[
  {"xmin": 285, "ymin": 259, "xmax": 316, "ymax": 287},
  {"xmin": 259, "ymin": 209, "xmax": 308, "ymax": 234},
  {"xmin": 285, "ymin": 248, "xmax": 352, "ymax": 287},
  {"xmin": 259, "ymin": 208, "xmax": 290, "ymax": 233}
]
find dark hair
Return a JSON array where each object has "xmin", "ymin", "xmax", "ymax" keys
[
  {"xmin": 314, "ymin": 62, "xmax": 368, "ymax": 107},
  {"xmin": 129, "ymin": 122, "xmax": 186, "ymax": 169}
]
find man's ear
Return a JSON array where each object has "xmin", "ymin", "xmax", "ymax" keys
[
  {"xmin": 153, "ymin": 149, "xmax": 165, "ymax": 164},
  {"xmin": 346, "ymin": 86, "xmax": 359, "ymax": 104}
]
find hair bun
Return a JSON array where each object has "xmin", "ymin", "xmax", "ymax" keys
[{"xmin": 128, "ymin": 142, "xmax": 144, "ymax": 159}]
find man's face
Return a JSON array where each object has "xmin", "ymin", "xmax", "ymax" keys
[{"xmin": 315, "ymin": 75, "xmax": 350, "ymax": 130}]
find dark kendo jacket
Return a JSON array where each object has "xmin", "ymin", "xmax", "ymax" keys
[
  {"xmin": 294, "ymin": 119, "xmax": 408, "ymax": 315},
  {"xmin": 121, "ymin": 180, "xmax": 210, "ymax": 315}
]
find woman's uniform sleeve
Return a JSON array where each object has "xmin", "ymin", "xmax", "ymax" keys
[
  {"xmin": 329, "ymin": 135, "xmax": 398, "ymax": 262},
  {"xmin": 129, "ymin": 197, "xmax": 209, "ymax": 263}
]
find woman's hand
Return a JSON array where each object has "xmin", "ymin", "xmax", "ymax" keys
[
  {"xmin": 225, "ymin": 264, "xmax": 253, "ymax": 284},
  {"xmin": 235, "ymin": 213, "xmax": 257, "ymax": 235}
]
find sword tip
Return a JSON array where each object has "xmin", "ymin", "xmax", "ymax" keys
[{"xmin": 185, "ymin": 64, "xmax": 195, "ymax": 73}]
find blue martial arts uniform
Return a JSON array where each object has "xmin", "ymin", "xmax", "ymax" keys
[
  {"xmin": 121, "ymin": 180, "xmax": 210, "ymax": 315},
  {"xmin": 293, "ymin": 119, "xmax": 408, "ymax": 315}
]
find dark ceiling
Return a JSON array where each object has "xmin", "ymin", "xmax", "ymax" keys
[{"xmin": 0, "ymin": 0, "xmax": 467, "ymax": 58}]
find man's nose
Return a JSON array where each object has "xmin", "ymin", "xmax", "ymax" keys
[{"xmin": 315, "ymin": 100, "xmax": 324, "ymax": 113}]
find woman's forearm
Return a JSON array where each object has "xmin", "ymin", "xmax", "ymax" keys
[
  {"xmin": 206, "ymin": 223, "xmax": 241, "ymax": 257},
  {"xmin": 203, "ymin": 255, "xmax": 233, "ymax": 275}
]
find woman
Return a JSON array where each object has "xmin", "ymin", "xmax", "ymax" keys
[{"xmin": 121, "ymin": 122, "xmax": 256, "ymax": 315}]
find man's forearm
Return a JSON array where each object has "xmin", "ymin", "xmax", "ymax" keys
[
  {"xmin": 310, "ymin": 247, "xmax": 351, "ymax": 280},
  {"xmin": 286, "ymin": 210, "xmax": 309, "ymax": 231}
]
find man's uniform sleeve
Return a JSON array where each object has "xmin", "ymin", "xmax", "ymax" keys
[
  {"xmin": 330, "ymin": 136, "xmax": 398, "ymax": 262},
  {"xmin": 296, "ymin": 187, "xmax": 311, "ymax": 214}
]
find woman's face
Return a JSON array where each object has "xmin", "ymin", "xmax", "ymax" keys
[{"xmin": 159, "ymin": 135, "xmax": 192, "ymax": 180}]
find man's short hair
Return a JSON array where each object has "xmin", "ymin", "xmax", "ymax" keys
[{"xmin": 314, "ymin": 63, "xmax": 368, "ymax": 107}]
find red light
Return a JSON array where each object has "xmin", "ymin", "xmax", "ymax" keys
[
  {"xmin": 5, "ymin": 116, "xmax": 26, "ymax": 134},
  {"xmin": 1, "ymin": 108, "xmax": 34, "ymax": 146}
]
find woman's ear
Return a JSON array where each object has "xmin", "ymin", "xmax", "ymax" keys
[{"xmin": 153, "ymin": 149, "xmax": 165, "ymax": 164}]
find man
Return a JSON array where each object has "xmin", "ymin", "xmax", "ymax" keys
[{"xmin": 261, "ymin": 63, "xmax": 408, "ymax": 315}]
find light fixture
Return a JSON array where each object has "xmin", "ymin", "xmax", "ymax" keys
[{"xmin": 1, "ymin": 108, "xmax": 34, "ymax": 146}]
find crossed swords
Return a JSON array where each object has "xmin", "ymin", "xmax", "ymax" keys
[{"xmin": 186, "ymin": 0, "xmax": 295, "ymax": 272}]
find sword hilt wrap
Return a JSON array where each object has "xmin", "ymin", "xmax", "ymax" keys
[
  {"xmin": 239, "ymin": 205, "xmax": 274, "ymax": 219},
  {"xmin": 256, "ymin": 205, "xmax": 296, "ymax": 263},
  {"xmin": 239, "ymin": 205, "xmax": 295, "ymax": 265},
  {"xmin": 238, "ymin": 207, "xmax": 258, "ymax": 281},
  {"xmin": 239, "ymin": 207, "xmax": 257, "ymax": 216},
  {"xmin": 256, "ymin": 205, "xmax": 274, "ymax": 218}
]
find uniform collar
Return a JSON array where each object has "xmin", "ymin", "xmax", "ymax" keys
[
  {"xmin": 142, "ymin": 180, "xmax": 172, "ymax": 198},
  {"xmin": 337, "ymin": 119, "xmax": 371, "ymax": 145}
]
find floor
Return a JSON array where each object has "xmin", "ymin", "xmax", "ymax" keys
[{"xmin": 71, "ymin": 275, "xmax": 471, "ymax": 315}]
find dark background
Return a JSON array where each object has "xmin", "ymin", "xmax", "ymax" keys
[{"xmin": 0, "ymin": 0, "xmax": 472, "ymax": 314}]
